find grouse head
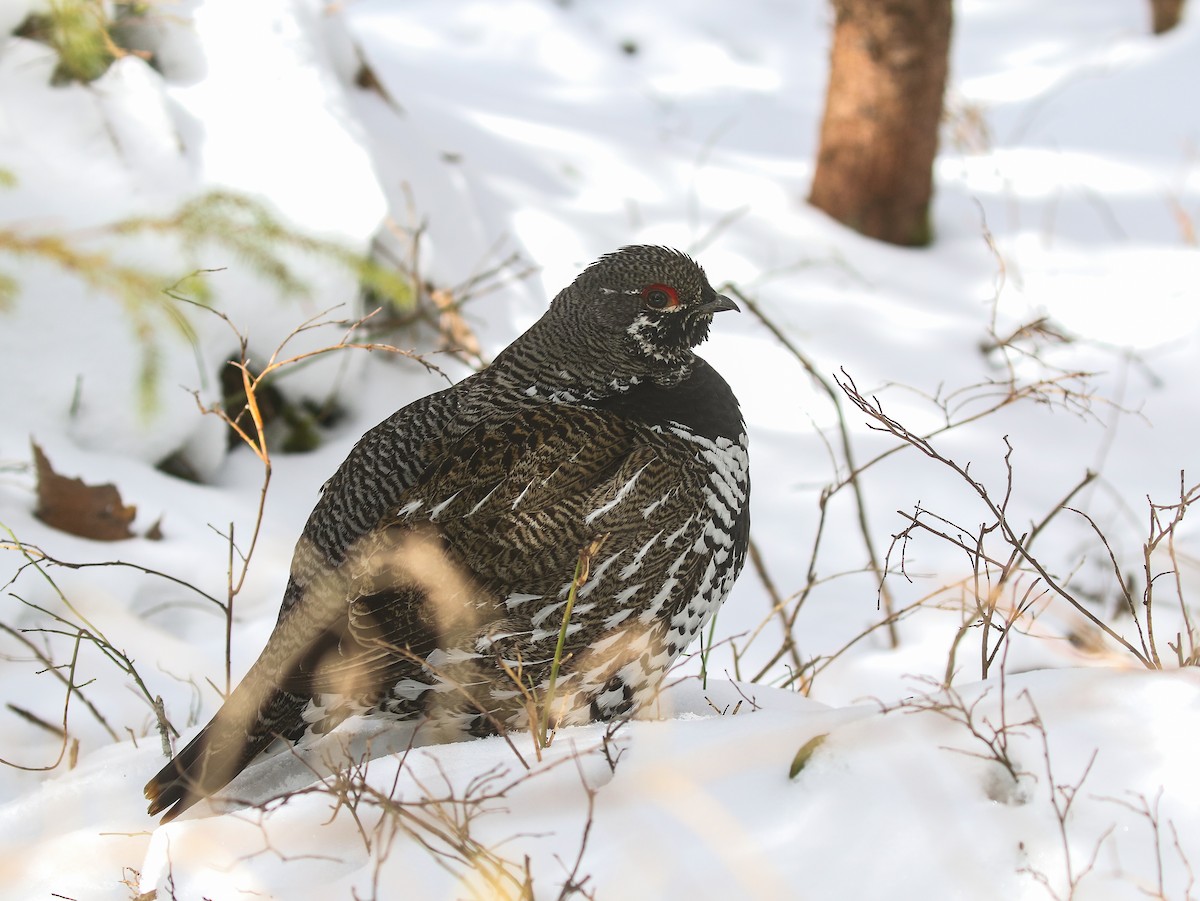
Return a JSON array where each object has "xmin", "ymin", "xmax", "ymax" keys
[
  {"xmin": 573, "ymin": 245, "xmax": 739, "ymax": 366},
  {"xmin": 492, "ymin": 245, "xmax": 739, "ymax": 399}
]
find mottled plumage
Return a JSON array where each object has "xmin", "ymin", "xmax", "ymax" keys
[{"xmin": 144, "ymin": 245, "xmax": 749, "ymax": 821}]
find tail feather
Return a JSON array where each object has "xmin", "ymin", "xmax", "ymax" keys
[
  {"xmin": 144, "ymin": 683, "xmax": 307, "ymax": 823},
  {"xmin": 144, "ymin": 724, "xmax": 267, "ymax": 822}
]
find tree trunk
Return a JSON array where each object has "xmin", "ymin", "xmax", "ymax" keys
[
  {"xmin": 1149, "ymin": 0, "xmax": 1185, "ymax": 34},
  {"xmin": 808, "ymin": 0, "xmax": 953, "ymax": 247}
]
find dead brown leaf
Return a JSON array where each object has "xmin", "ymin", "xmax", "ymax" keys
[{"xmin": 32, "ymin": 441, "xmax": 136, "ymax": 541}]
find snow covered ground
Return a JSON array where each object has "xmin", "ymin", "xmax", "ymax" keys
[{"xmin": 1, "ymin": 0, "xmax": 1198, "ymax": 898}]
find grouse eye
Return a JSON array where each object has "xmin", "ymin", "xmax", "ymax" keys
[{"xmin": 643, "ymin": 283, "xmax": 679, "ymax": 309}]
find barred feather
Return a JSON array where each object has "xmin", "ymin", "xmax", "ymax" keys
[{"xmin": 144, "ymin": 245, "xmax": 749, "ymax": 821}]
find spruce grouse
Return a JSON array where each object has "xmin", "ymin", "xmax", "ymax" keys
[{"xmin": 144, "ymin": 245, "xmax": 750, "ymax": 821}]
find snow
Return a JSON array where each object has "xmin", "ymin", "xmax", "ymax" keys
[{"xmin": 1, "ymin": 0, "xmax": 1198, "ymax": 899}]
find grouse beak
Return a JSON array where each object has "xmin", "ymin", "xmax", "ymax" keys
[{"xmin": 696, "ymin": 293, "xmax": 740, "ymax": 315}]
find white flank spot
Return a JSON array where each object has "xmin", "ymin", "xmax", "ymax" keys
[
  {"xmin": 667, "ymin": 515, "xmax": 695, "ymax": 547},
  {"xmin": 642, "ymin": 492, "xmax": 670, "ymax": 518},
  {"xmin": 389, "ymin": 678, "xmax": 432, "ymax": 701},
  {"xmin": 511, "ymin": 479, "xmax": 535, "ymax": 509},
  {"xmin": 619, "ymin": 530, "xmax": 663, "ymax": 579},
  {"xmin": 585, "ymin": 461, "xmax": 652, "ymax": 525},
  {"xmin": 639, "ymin": 577, "xmax": 678, "ymax": 621},
  {"xmin": 505, "ymin": 592, "xmax": 544, "ymax": 609},
  {"xmin": 425, "ymin": 647, "xmax": 481, "ymax": 668},
  {"xmin": 468, "ymin": 483, "xmax": 502, "ymax": 515},
  {"xmin": 603, "ymin": 607, "xmax": 635, "ymax": 630},
  {"xmin": 531, "ymin": 600, "xmax": 567, "ymax": 628},
  {"xmin": 578, "ymin": 551, "xmax": 624, "ymax": 597},
  {"xmin": 705, "ymin": 490, "xmax": 732, "ymax": 524},
  {"xmin": 614, "ymin": 582, "xmax": 644, "ymax": 605},
  {"xmin": 667, "ymin": 547, "xmax": 691, "ymax": 578},
  {"xmin": 588, "ymin": 628, "xmax": 631, "ymax": 658},
  {"xmin": 428, "ymin": 491, "xmax": 461, "ymax": 520}
]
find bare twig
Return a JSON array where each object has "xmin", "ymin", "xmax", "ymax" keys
[
  {"xmin": 0, "ymin": 629, "xmax": 82, "ymax": 771},
  {"xmin": 836, "ymin": 370, "xmax": 1154, "ymax": 669},
  {"xmin": 728, "ymin": 285, "xmax": 900, "ymax": 647},
  {"xmin": 0, "ymin": 621, "xmax": 118, "ymax": 740}
]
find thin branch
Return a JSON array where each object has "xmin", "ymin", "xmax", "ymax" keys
[
  {"xmin": 728, "ymin": 285, "xmax": 899, "ymax": 647},
  {"xmin": 837, "ymin": 370, "xmax": 1153, "ymax": 669}
]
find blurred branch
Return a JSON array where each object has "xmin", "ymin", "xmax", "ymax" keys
[{"xmin": 726, "ymin": 284, "xmax": 900, "ymax": 648}]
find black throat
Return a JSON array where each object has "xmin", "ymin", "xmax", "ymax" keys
[{"xmin": 587, "ymin": 357, "xmax": 743, "ymax": 441}]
